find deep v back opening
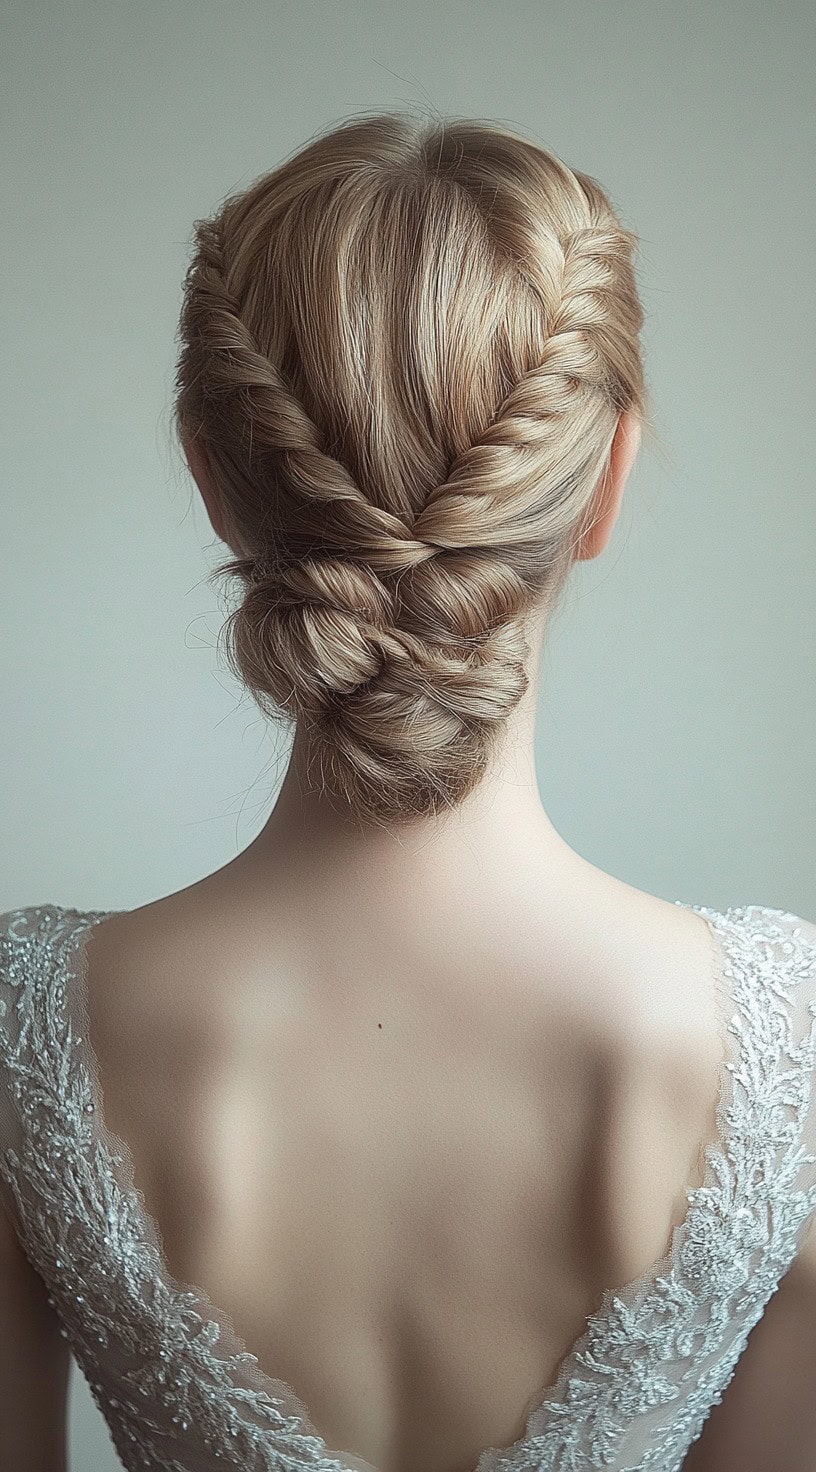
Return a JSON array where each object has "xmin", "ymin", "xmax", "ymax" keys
[{"xmin": 63, "ymin": 901, "xmax": 735, "ymax": 1472}]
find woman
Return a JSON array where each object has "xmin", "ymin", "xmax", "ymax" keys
[{"xmin": 2, "ymin": 109, "xmax": 816, "ymax": 1472}]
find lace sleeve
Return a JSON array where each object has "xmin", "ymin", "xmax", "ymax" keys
[
  {"xmin": 0, "ymin": 906, "xmax": 45, "ymax": 1235},
  {"xmin": 773, "ymin": 909, "xmax": 816, "ymax": 1257}
]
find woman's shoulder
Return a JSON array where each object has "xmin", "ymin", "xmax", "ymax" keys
[
  {"xmin": 677, "ymin": 900, "xmax": 816, "ymax": 997},
  {"xmin": 0, "ymin": 901, "xmax": 117, "ymax": 983},
  {"xmin": 686, "ymin": 900, "xmax": 816, "ymax": 940},
  {"xmin": 0, "ymin": 900, "xmax": 118, "ymax": 943},
  {"xmin": 0, "ymin": 897, "xmax": 203, "ymax": 998}
]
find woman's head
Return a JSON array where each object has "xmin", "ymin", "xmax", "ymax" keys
[{"xmin": 174, "ymin": 109, "xmax": 648, "ymax": 829}]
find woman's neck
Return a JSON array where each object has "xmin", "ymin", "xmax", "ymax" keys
[{"xmin": 232, "ymin": 672, "xmax": 584, "ymax": 901}]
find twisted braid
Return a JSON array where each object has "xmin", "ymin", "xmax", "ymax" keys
[{"xmin": 175, "ymin": 113, "xmax": 647, "ymax": 824}]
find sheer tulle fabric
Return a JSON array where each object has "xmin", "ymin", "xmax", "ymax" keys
[{"xmin": 1, "ymin": 902, "xmax": 816, "ymax": 1472}]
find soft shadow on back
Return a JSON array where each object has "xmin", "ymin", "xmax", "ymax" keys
[{"xmin": 82, "ymin": 859, "xmax": 726, "ymax": 1472}]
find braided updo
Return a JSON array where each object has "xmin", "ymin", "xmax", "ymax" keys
[{"xmin": 174, "ymin": 110, "xmax": 649, "ymax": 826}]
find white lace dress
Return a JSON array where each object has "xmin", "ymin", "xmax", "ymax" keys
[{"xmin": 1, "ymin": 901, "xmax": 816, "ymax": 1472}]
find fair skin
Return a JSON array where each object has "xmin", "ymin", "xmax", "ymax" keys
[{"xmin": 11, "ymin": 406, "xmax": 800, "ymax": 1472}]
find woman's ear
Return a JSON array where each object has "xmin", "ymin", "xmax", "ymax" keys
[
  {"xmin": 182, "ymin": 432, "xmax": 239, "ymax": 553},
  {"xmin": 574, "ymin": 411, "xmax": 641, "ymax": 562}
]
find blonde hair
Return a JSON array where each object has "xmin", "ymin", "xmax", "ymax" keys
[{"xmin": 174, "ymin": 109, "xmax": 650, "ymax": 827}]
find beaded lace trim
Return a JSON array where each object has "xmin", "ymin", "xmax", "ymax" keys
[{"xmin": 1, "ymin": 902, "xmax": 816, "ymax": 1472}]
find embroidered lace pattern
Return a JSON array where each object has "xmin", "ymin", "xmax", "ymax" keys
[{"xmin": 1, "ymin": 901, "xmax": 816, "ymax": 1472}]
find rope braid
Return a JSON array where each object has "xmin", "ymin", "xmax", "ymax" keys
[{"xmin": 174, "ymin": 115, "xmax": 646, "ymax": 824}]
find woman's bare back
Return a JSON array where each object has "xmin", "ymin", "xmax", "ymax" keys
[{"xmin": 82, "ymin": 855, "xmax": 725, "ymax": 1472}]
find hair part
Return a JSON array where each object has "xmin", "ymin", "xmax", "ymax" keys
[{"xmin": 174, "ymin": 108, "xmax": 650, "ymax": 827}]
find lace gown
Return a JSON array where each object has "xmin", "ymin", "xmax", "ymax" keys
[{"xmin": 1, "ymin": 901, "xmax": 816, "ymax": 1472}]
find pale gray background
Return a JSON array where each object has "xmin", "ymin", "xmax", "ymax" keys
[{"xmin": 1, "ymin": 0, "xmax": 814, "ymax": 1466}]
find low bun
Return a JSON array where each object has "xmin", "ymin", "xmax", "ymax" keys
[
  {"xmin": 233, "ymin": 555, "xmax": 396, "ymax": 711},
  {"xmin": 174, "ymin": 109, "xmax": 648, "ymax": 825},
  {"xmin": 223, "ymin": 548, "xmax": 531, "ymax": 822}
]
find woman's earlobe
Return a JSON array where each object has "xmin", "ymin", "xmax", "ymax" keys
[
  {"xmin": 574, "ymin": 473, "xmax": 618, "ymax": 562},
  {"xmin": 574, "ymin": 411, "xmax": 640, "ymax": 562},
  {"xmin": 184, "ymin": 434, "xmax": 230, "ymax": 547}
]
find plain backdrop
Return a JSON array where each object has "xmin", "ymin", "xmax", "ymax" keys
[{"xmin": 1, "ymin": 1, "xmax": 814, "ymax": 1466}]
